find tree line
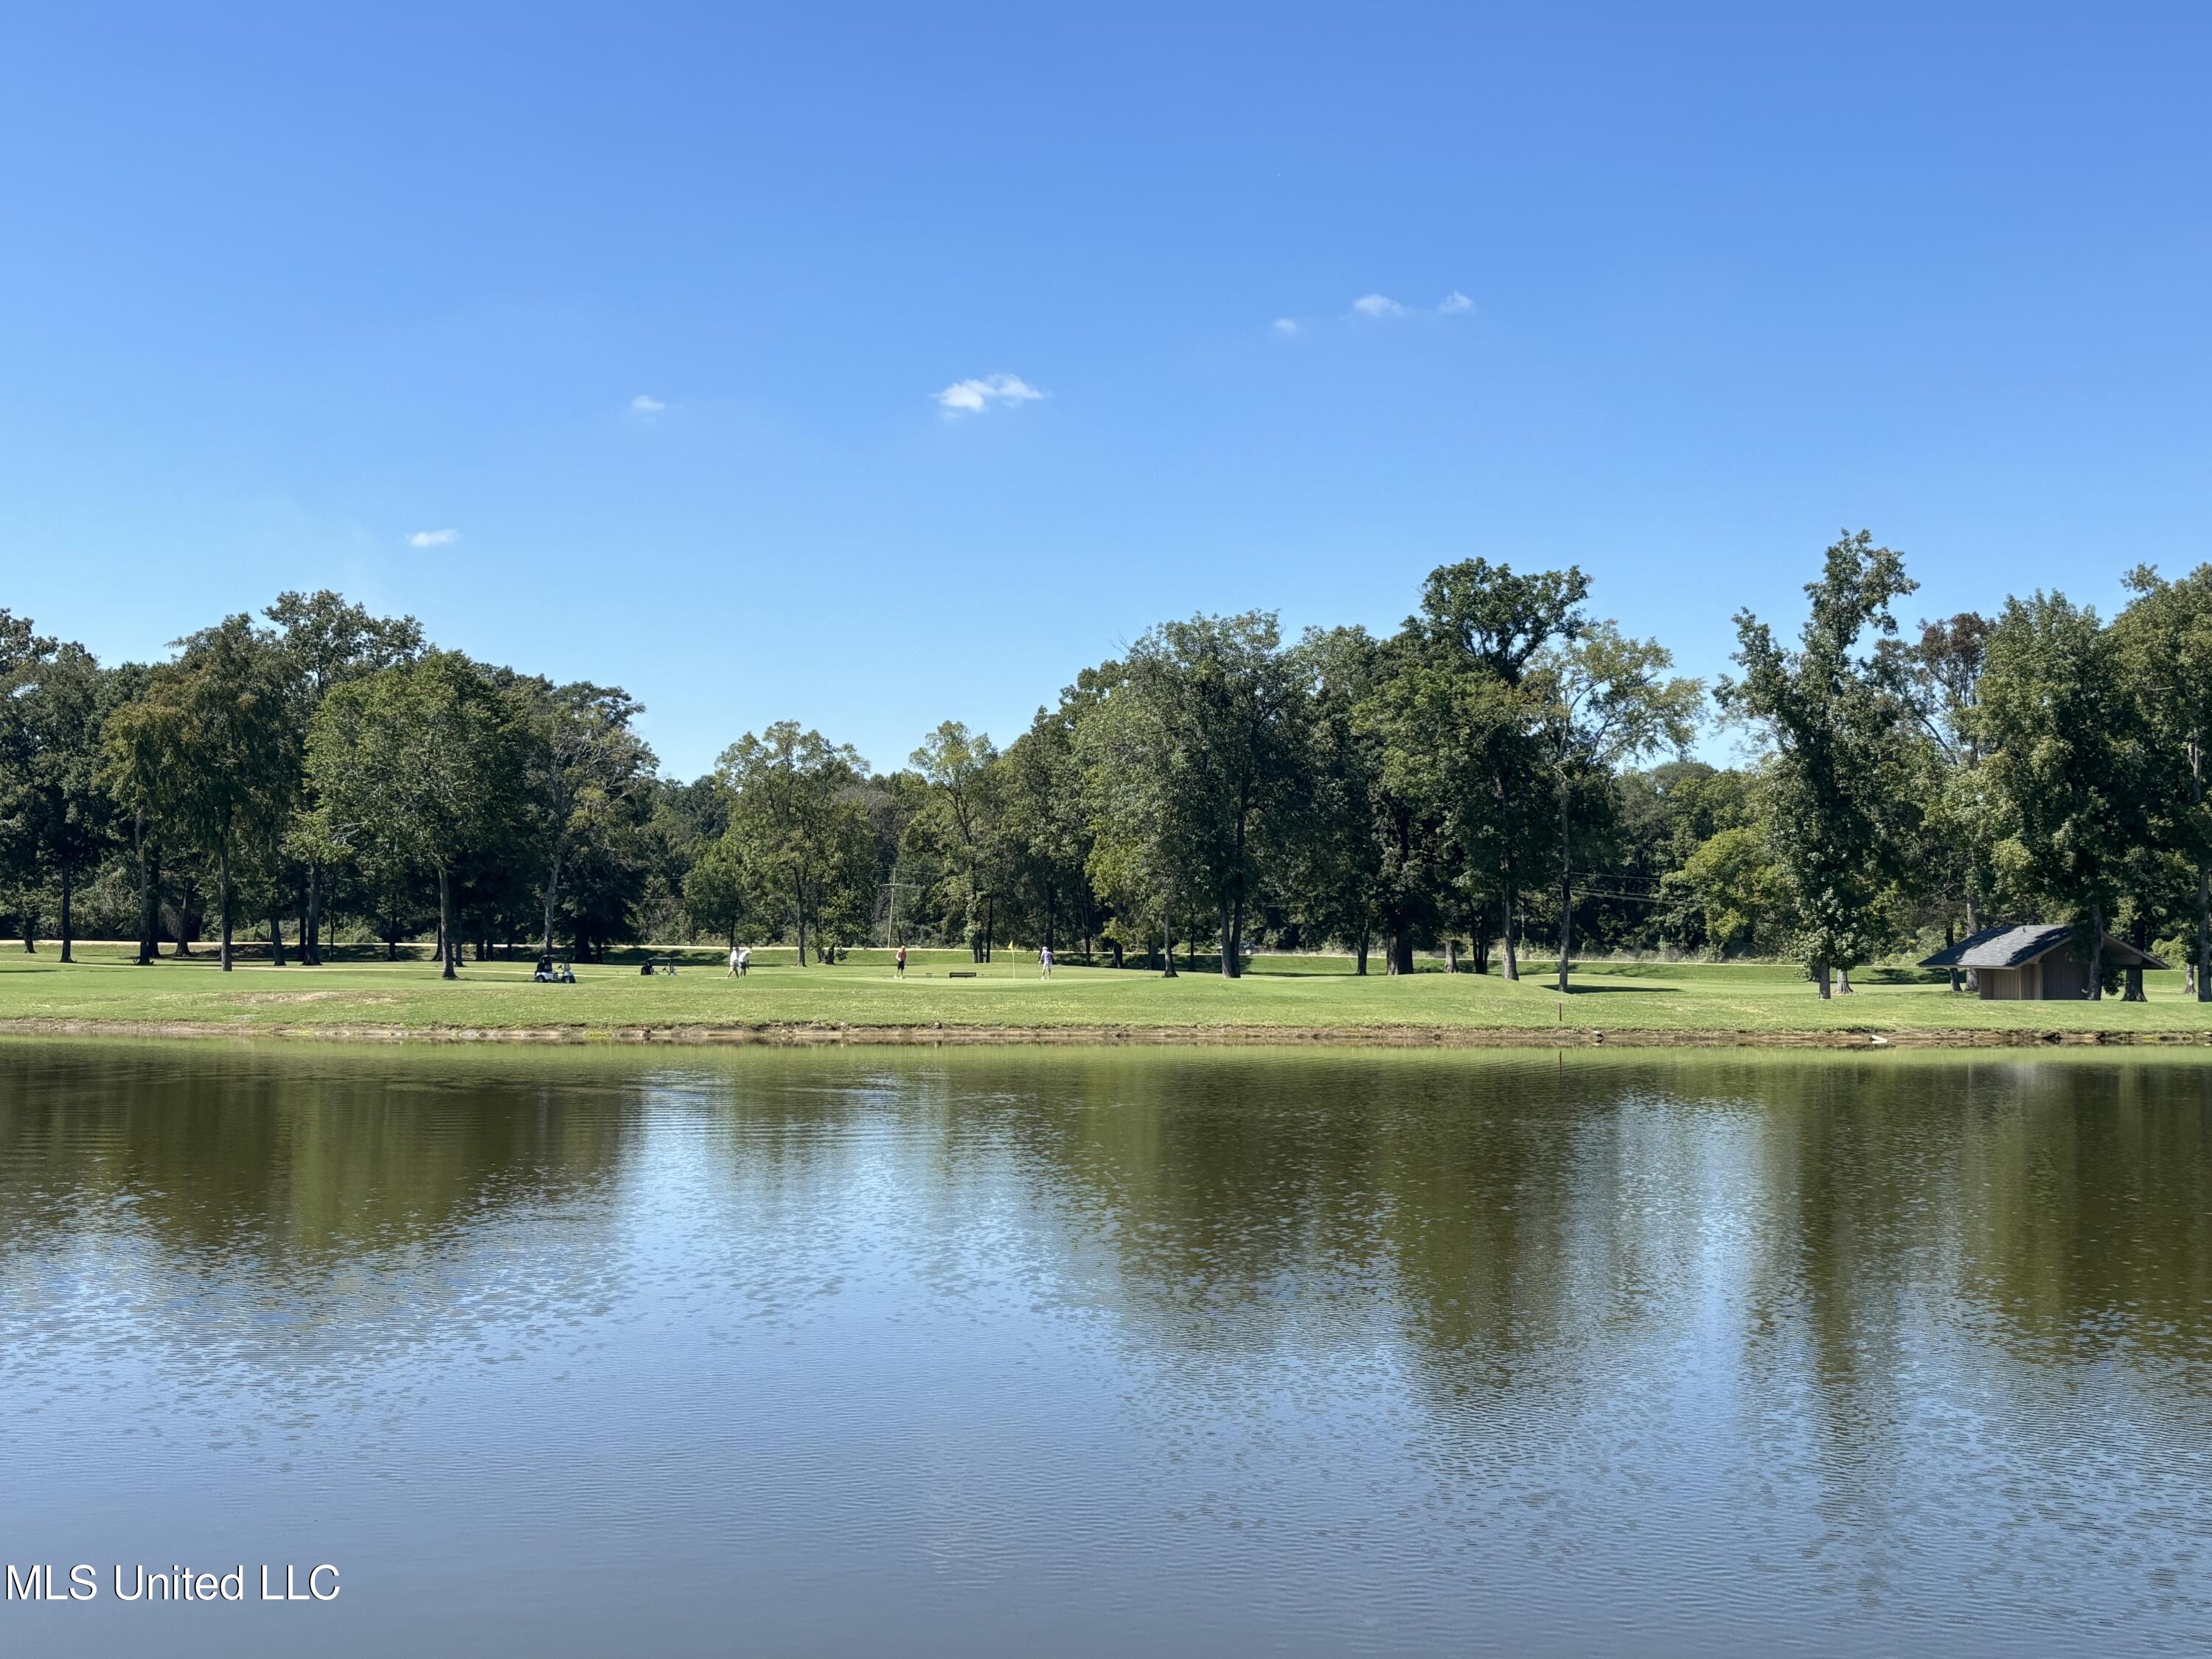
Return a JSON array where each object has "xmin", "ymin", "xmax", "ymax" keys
[{"xmin": 4, "ymin": 533, "xmax": 2209, "ymax": 999}]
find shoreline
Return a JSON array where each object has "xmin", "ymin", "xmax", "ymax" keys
[{"xmin": 7, "ymin": 1018, "xmax": 2212, "ymax": 1049}]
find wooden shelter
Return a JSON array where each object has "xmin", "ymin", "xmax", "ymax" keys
[{"xmin": 1920, "ymin": 924, "xmax": 2167, "ymax": 1001}]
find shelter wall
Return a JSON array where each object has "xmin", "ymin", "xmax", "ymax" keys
[{"xmin": 2038, "ymin": 953, "xmax": 2088, "ymax": 1000}]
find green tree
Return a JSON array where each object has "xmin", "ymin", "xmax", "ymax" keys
[
  {"xmin": 305, "ymin": 653, "xmax": 524, "ymax": 979},
  {"xmin": 1, "ymin": 627, "xmax": 123, "ymax": 961},
  {"xmin": 1976, "ymin": 591, "xmax": 2154, "ymax": 998},
  {"xmin": 681, "ymin": 837, "xmax": 751, "ymax": 947},
  {"xmin": 1676, "ymin": 823, "xmax": 1790, "ymax": 956},
  {"xmin": 1887, "ymin": 612, "xmax": 1997, "ymax": 989},
  {"xmin": 998, "ymin": 704, "xmax": 1096, "ymax": 957},
  {"xmin": 1721, "ymin": 532, "xmax": 1919, "ymax": 997},
  {"xmin": 714, "ymin": 722, "xmax": 874, "ymax": 966},
  {"xmin": 100, "ymin": 616, "xmax": 298, "ymax": 970},
  {"xmin": 267, "ymin": 590, "xmax": 422, "ymax": 963},
  {"xmin": 910, "ymin": 721, "xmax": 1003, "ymax": 960},
  {"xmin": 1368, "ymin": 560, "xmax": 1589, "ymax": 978},
  {"xmin": 1527, "ymin": 622, "xmax": 1702, "ymax": 991},
  {"xmin": 1288, "ymin": 625, "xmax": 1395, "ymax": 972},
  {"xmin": 1079, "ymin": 613, "xmax": 1308, "ymax": 978},
  {"xmin": 515, "ymin": 680, "xmax": 657, "ymax": 954},
  {"xmin": 2113, "ymin": 565, "xmax": 2212, "ymax": 999}
]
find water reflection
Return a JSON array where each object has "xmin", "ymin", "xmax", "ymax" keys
[{"xmin": 1, "ymin": 1041, "xmax": 2208, "ymax": 1657}]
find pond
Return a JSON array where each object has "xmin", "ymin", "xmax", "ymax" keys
[{"xmin": 1, "ymin": 1041, "xmax": 2207, "ymax": 1656}]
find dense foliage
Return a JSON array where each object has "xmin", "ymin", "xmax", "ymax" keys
[{"xmin": 6, "ymin": 536, "xmax": 2211, "ymax": 1001}]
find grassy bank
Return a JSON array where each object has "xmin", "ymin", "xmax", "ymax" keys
[{"xmin": 3, "ymin": 942, "xmax": 2211, "ymax": 1045}]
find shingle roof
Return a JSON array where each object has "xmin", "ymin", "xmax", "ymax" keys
[{"xmin": 1920, "ymin": 924, "xmax": 2168, "ymax": 971}]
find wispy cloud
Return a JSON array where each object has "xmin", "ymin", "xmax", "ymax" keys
[
  {"xmin": 1352, "ymin": 293, "xmax": 1406, "ymax": 318},
  {"xmin": 406, "ymin": 529, "xmax": 459, "ymax": 549},
  {"xmin": 1437, "ymin": 291, "xmax": 1473, "ymax": 314},
  {"xmin": 935, "ymin": 373, "xmax": 1045, "ymax": 415},
  {"xmin": 1273, "ymin": 317, "xmax": 1298, "ymax": 335},
  {"xmin": 630, "ymin": 394, "xmax": 667, "ymax": 414}
]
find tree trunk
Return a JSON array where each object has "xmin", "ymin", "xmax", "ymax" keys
[
  {"xmin": 1445, "ymin": 938, "xmax": 1459, "ymax": 973},
  {"xmin": 438, "ymin": 867, "xmax": 456, "ymax": 979},
  {"xmin": 1219, "ymin": 898, "xmax": 1235, "ymax": 978},
  {"xmin": 2199, "ymin": 863, "xmax": 2211, "ymax": 1004},
  {"xmin": 2196, "ymin": 735, "xmax": 2210, "ymax": 1001},
  {"xmin": 1555, "ymin": 789, "xmax": 1572, "ymax": 994},
  {"xmin": 1354, "ymin": 923, "xmax": 1369, "ymax": 977},
  {"xmin": 1554, "ymin": 877, "xmax": 1572, "ymax": 994},
  {"xmin": 1387, "ymin": 925, "xmax": 1414, "ymax": 975},
  {"xmin": 794, "ymin": 874, "xmax": 808, "ymax": 967},
  {"xmin": 1228, "ymin": 891, "xmax": 1245, "ymax": 978},
  {"xmin": 1814, "ymin": 959, "xmax": 1832, "ymax": 999},
  {"xmin": 269, "ymin": 906, "xmax": 286, "ymax": 967},
  {"xmin": 1471, "ymin": 926, "xmax": 1491, "ymax": 973},
  {"xmin": 2088, "ymin": 903, "xmax": 2104, "ymax": 1000},
  {"xmin": 305, "ymin": 863, "xmax": 324, "ymax": 965},
  {"xmin": 1110, "ymin": 938, "xmax": 1122, "ymax": 970},
  {"xmin": 218, "ymin": 838, "xmax": 234, "ymax": 971},
  {"xmin": 2124, "ymin": 914, "xmax": 2149, "ymax": 1002},
  {"xmin": 1500, "ymin": 877, "xmax": 1519, "ymax": 981},
  {"xmin": 1161, "ymin": 902, "xmax": 1178, "ymax": 977},
  {"xmin": 136, "ymin": 822, "xmax": 156, "ymax": 967},
  {"xmin": 58, "ymin": 860, "xmax": 73, "ymax": 964},
  {"xmin": 175, "ymin": 876, "xmax": 196, "ymax": 956},
  {"xmin": 541, "ymin": 847, "xmax": 563, "ymax": 955},
  {"xmin": 1945, "ymin": 919, "xmax": 1959, "ymax": 993},
  {"xmin": 1839, "ymin": 964, "xmax": 1854, "ymax": 995}
]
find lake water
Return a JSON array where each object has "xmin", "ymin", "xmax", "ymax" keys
[{"xmin": 1, "ymin": 1041, "xmax": 2207, "ymax": 1657}]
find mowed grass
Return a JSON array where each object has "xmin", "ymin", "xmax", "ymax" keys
[{"xmin": 2, "ymin": 940, "xmax": 2210, "ymax": 1035}]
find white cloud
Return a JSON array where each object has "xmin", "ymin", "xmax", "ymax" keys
[
  {"xmin": 630, "ymin": 394, "xmax": 667, "ymax": 413},
  {"xmin": 1437, "ymin": 291, "xmax": 1473, "ymax": 314},
  {"xmin": 1352, "ymin": 293, "xmax": 1405, "ymax": 318},
  {"xmin": 406, "ymin": 529, "xmax": 459, "ymax": 548},
  {"xmin": 1273, "ymin": 317, "xmax": 1298, "ymax": 334},
  {"xmin": 934, "ymin": 373, "xmax": 1045, "ymax": 415}
]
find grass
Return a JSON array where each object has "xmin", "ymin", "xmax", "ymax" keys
[{"xmin": 1, "ymin": 939, "xmax": 2209, "ymax": 1042}]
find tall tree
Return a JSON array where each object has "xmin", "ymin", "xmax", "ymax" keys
[
  {"xmin": 305, "ymin": 653, "xmax": 524, "ymax": 979},
  {"xmin": 1720, "ymin": 532, "xmax": 1919, "ymax": 997},
  {"xmin": 1888, "ymin": 612, "xmax": 1997, "ymax": 988},
  {"xmin": 517, "ymin": 680, "xmax": 656, "ymax": 954},
  {"xmin": 910, "ymin": 721, "xmax": 1002, "ymax": 961},
  {"xmin": 2114, "ymin": 566, "xmax": 2212, "ymax": 1000},
  {"xmin": 998, "ymin": 704, "xmax": 1096, "ymax": 958},
  {"xmin": 14, "ymin": 642, "xmax": 119, "ymax": 962},
  {"xmin": 0, "ymin": 611, "xmax": 60, "ymax": 950},
  {"xmin": 1080, "ymin": 613, "xmax": 1307, "ymax": 978},
  {"xmin": 1289, "ymin": 625, "xmax": 1394, "ymax": 973},
  {"xmin": 267, "ymin": 590, "xmax": 423, "ymax": 963},
  {"xmin": 101, "ymin": 616, "xmax": 298, "ymax": 970},
  {"xmin": 1378, "ymin": 560, "xmax": 1590, "ymax": 978},
  {"xmin": 1977, "ymin": 591, "xmax": 2153, "ymax": 998},
  {"xmin": 714, "ymin": 723, "xmax": 874, "ymax": 967},
  {"xmin": 1528, "ymin": 622, "xmax": 1702, "ymax": 992}
]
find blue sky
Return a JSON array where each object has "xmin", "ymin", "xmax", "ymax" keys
[{"xmin": 4, "ymin": 4, "xmax": 2208, "ymax": 778}]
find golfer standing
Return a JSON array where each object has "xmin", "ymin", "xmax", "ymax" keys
[{"xmin": 1039, "ymin": 945, "xmax": 1053, "ymax": 978}]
